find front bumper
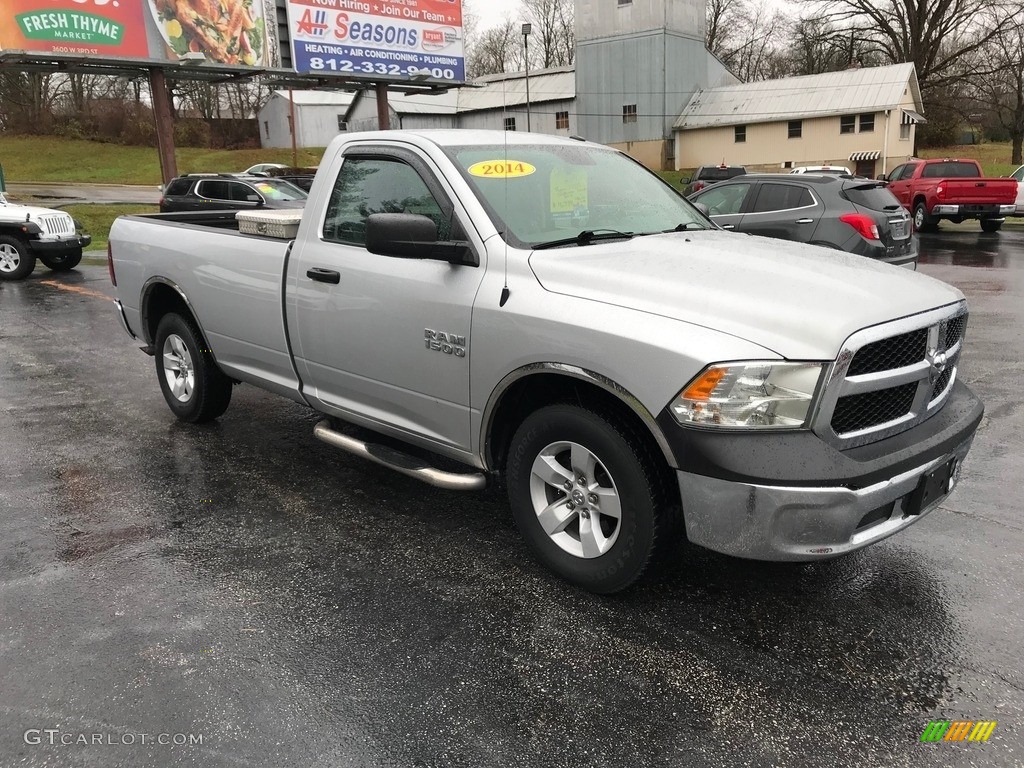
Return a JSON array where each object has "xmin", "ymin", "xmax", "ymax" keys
[
  {"xmin": 28, "ymin": 234, "xmax": 91, "ymax": 254},
  {"xmin": 664, "ymin": 380, "xmax": 983, "ymax": 560}
]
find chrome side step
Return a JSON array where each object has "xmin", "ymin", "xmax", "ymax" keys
[{"xmin": 313, "ymin": 419, "xmax": 487, "ymax": 491}]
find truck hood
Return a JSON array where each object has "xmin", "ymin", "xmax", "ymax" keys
[{"xmin": 528, "ymin": 231, "xmax": 964, "ymax": 360}]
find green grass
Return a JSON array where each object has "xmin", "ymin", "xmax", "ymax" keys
[
  {"xmin": 0, "ymin": 135, "xmax": 324, "ymax": 185},
  {"xmin": 918, "ymin": 143, "xmax": 1020, "ymax": 177},
  {"xmin": 51, "ymin": 203, "xmax": 159, "ymax": 251}
]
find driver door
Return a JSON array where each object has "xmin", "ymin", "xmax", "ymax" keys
[{"xmin": 692, "ymin": 182, "xmax": 753, "ymax": 231}]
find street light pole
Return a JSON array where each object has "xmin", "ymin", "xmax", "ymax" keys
[{"xmin": 522, "ymin": 22, "xmax": 532, "ymax": 133}]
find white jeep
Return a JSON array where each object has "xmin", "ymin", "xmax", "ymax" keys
[{"xmin": 0, "ymin": 192, "xmax": 92, "ymax": 280}]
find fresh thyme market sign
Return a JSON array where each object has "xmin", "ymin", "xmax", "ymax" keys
[{"xmin": 15, "ymin": 9, "xmax": 123, "ymax": 45}]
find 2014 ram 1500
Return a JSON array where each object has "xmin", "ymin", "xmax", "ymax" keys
[{"xmin": 109, "ymin": 130, "xmax": 984, "ymax": 593}]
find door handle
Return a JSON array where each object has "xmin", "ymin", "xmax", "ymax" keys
[
  {"xmin": 795, "ymin": 218, "xmax": 815, "ymax": 224},
  {"xmin": 720, "ymin": 224, "xmax": 735, "ymax": 230},
  {"xmin": 307, "ymin": 268, "xmax": 341, "ymax": 285}
]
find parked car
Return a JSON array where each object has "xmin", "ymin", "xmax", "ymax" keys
[
  {"xmin": 681, "ymin": 164, "xmax": 746, "ymax": 195},
  {"xmin": 159, "ymin": 174, "xmax": 307, "ymax": 213},
  {"xmin": 260, "ymin": 166, "xmax": 319, "ymax": 192},
  {"xmin": 109, "ymin": 130, "xmax": 983, "ymax": 593},
  {"xmin": 0, "ymin": 191, "xmax": 91, "ymax": 281},
  {"xmin": 880, "ymin": 158, "xmax": 1017, "ymax": 232},
  {"xmin": 1010, "ymin": 164, "xmax": 1024, "ymax": 215},
  {"xmin": 689, "ymin": 173, "xmax": 917, "ymax": 268},
  {"xmin": 243, "ymin": 163, "xmax": 288, "ymax": 175},
  {"xmin": 789, "ymin": 165, "xmax": 853, "ymax": 176}
]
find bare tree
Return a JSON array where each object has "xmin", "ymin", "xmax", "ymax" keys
[
  {"xmin": 715, "ymin": 0, "xmax": 790, "ymax": 81},
  {"xmin": 971, "ymin": 12, "xmax": 1024, "ymax": 163},
  {"xmin": 706, "ymin": 0, "xmax": 743, "ymax": 58},
  {"xmin": 522, "ymin": 0, "xmax": 575, "ymax": 68},
  {"xmin": 466, "ymin": 19, "xmax": 524, "ymax": 78},
  {"xmin": 792, "ymin": 0, "xmax": 1018, "ymax": 95}
]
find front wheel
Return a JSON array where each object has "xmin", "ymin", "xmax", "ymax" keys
[
  {"xmin": 913, "ymin": 202, "xmax": 938, "ymax": 232},
  {"xmin": 980, "ymin": 219, "xmax": 1003, "ymax": 233},
  {"xmin": 0, "ymin": 235, "xmax": 36, "ymax": 281},
  {"xmin": 154, "ymin": 313, "xmax": 232, "ymax": 423},
  {"xmin": 40, "ymin": 249, "xmax": 83, "ymax": 271},
  {"xmin": 506, "ymin": 404, "xmax": 675, "ymax": 593}
]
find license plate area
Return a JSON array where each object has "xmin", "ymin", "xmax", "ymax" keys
[
  {"xmin": 889, "ymin": 219, "xmax": 910, "ymax": 240},
  {"xmin": 904, "ymin": 458, "xmax": 959, "ymax": 516}
]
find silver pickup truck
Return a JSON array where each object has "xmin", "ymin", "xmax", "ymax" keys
[{"xmin": 109, "ymin": 130, "xmax": 984, "ymax": 593}]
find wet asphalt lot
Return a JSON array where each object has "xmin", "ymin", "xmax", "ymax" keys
[{"xmin": 1, "ymin": 225, "xmax": 1023, "ymax": 768}]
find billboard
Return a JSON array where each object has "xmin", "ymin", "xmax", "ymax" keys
[
  {"xmin": 0, "ymin": 0, "xmax": 278, "ymax": 66},
  {"xmin": 286, "ymin": 0, "xmax": 464, "ymax": 84}
]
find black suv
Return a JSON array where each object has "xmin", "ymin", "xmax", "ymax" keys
[
  {"xmin": 681, "ymin": 165, "xmax": 747, "ymax": 196},
  {"xmin": 159, "ymin": 174, "xmax": 307, "ymax": 213},
  {"xmin": 688, "ymin": 173, "xmax": 917, "ymax": 268}
]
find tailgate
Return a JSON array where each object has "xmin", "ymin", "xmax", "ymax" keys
[{"xmin": 937, "ymin": 179, "xmax": 1017, "ymax": 204}]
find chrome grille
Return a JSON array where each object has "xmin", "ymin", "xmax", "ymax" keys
[
  {"xmin": 831, "ymin": 383, "xmax": 918, "ymax": 434},
  {"xmin": 814, "ymin": 303, "xmax": 968, "ymax": 448},
  {"xmin": 847, "ymin": 328, "xmax": 928, "ymax": 376}
]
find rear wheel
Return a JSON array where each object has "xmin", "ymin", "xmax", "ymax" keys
[
  {"xmin": 980, "ymin": 219, "xmax": 1003, "ymax": 233},
  {"xmin": 506, "ymin": 404, "xmax": 675, "ymax": 593},
  {"xmin": 0, "ymin": 235, "xmax": 36, "ymax": 281},
  {"xmin": 40, "ymin": 249, "xmax": 83, "ymax": 271},
  {"xmin": 913, "ymin": 201, "xmax": 937, "ymax": 232},
  {"xmin": 154, "ymin": 313, "xmax": 232, "ymax": 423}
]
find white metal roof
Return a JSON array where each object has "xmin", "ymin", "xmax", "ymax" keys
[
  {"xmin": 458, "ymin": 66, "xmax": 576, "ymax": 112},
  {"xmin": 673, "ymin": 63, "xmax": 923, "ymax": 131},
  {"xmin": 274, "ymin": 90, "xmax": 356, "ymax": 107},
  {"xmin": 385, "ymin": 89, "xmax": 460, "ymax": 115}
]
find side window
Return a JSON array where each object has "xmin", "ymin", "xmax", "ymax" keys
[
  {"xmin": 197, "ymin": 180, "xmax": 230, "ymax": 200},
  {"xmin": 1012, "ymin": 167, "xmax": 1024, "ymax": 182},
  {"xmin": 888, "ymin": 164, "xmax": 906, "ymax": 182},
  {"xmin": 323, "ymin": 157, "xmax": 449, "ymax": 247},
  {"xmin": 228, "ymin": 182, "xmax": 259, "ymax": 202},
  {"xmin": 750, "ymin": 183, "xmax": 813, "ymax": 213},
  {"xmin": 902, "ymin": 163, "xmax": 920, "ymax": 180},
  {"xmin": 695, "ymin": 183, "xmax": 750, "ymax": 216},
  {"xmin": 165, "ymin": 178, "xmax": 191, "ymax": 196}
]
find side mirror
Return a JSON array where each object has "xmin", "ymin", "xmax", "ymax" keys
[
  {"xmin": 680, "ymin": 176, "xmax": 691, "ymax": 185},
  {"xmin": 366, "ymin": 213, "xmax": 476, "ymax": 266},
  {"xmin": 876, "ymin": 174, "xmax": 888, "ymax": 182},
  {"xmin": 694, "ymin": 202, "xmax": 711, "ymax": 217}
]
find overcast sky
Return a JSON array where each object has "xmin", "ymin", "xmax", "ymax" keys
[{"xmin": 471, "ymin": 0, "xmax": 527, "ymax": 29}]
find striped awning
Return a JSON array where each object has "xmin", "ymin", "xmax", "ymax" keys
[
  {"xmin": 849, "ymin": 151, "xmax": 881, "ymax": 161},
  {"xmin": 901, "ymin": 109, "xmax": 927, "ymax": 125}
]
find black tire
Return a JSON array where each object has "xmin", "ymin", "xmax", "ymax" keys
[
  {"xmin": 0, "ymin": 235, "xmax": 37, "ymax": 281},
  {"xmin": 40, "ymin": 249, "xmax": 83, "ymax": 271},
  {"xmin": 913, "ymin": 201, "xmax": 938, "ymax": 232},
  {"xmin": 506, "ymin": 404, "xmax": 675, "ymax": 594},
  {"xmin": 980, "ymin": 219, "xmax": 1003, "ymax": 233},
  {"xmin": 153, "ymin": 313, "xmax": 232, "ymax": 423}
]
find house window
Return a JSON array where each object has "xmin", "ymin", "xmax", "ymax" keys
[
  {"xmin": 555, "ymin": 111, "xmax": 570, "ymax": 130},
  {"xmin": 900, "ymin": 122, "xmax": 911, "ymax": 140},
  {"xmin": 788, "ymin": 120, "xmax": 802, "ymax": 139},
  {"xmin": 263, "ymin": 120, "xmax": 269, "ymax": 138},
  {"xmin": 783, "ymin": 161, "xmax": 793, "ymax": 169},
  {"xmin": 840, "ymin": 115, "xmax": 856, "ymax": 134},
  {"xmin": 859, "ymin": 113, "xmax": 875, "ymax": 132},
  {"xmin": 618, "ymin": 0, "xmax": 631, "ymax": 5},
  {"xmin": 622, "ymin": 104, "xmax": 637, "ymax": 124},
  {"xmin": 734, "ymin": 125, "xmax": 746, "ymax": 143},
  {"xmin": 337, "ymin": 115, "xmax": 348, "ymax": 131},
  {"xmin": 504, "ymin": 117, "xmax": 516, "ymax": 131}
]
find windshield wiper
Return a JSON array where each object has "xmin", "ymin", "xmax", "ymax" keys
[
  {"xmin": 657, "ymin": 222, "xmax": 707, "ymax": 233},
  {"xmin": 532, "ymin": 229, "xmax": 635, "ymax": 250}
]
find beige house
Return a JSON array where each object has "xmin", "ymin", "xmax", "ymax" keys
[{"xmin": 673, "ymin": 63, "xmax": 926, "ymax": 179}]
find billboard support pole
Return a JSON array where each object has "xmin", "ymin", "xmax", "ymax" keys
[
  {"xmin": 288, "ymin": 88, "xmax": 299, "ymax": 167},
  {"xmin": 375, "ymin": 83, "xmax": 390, "ymax": 131},
  {"xmin": 148, "ymin": 68, "xmax": 178, "ymax": 185}
]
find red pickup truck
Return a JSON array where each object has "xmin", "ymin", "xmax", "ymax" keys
[{"xmin": 882, "ymin": 158, "xmax": 1017, "ymax": 233}]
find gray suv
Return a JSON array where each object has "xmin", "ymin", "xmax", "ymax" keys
[{"xmin": 689, "ymin": 174, "xmax": 917, "ymax": 268}]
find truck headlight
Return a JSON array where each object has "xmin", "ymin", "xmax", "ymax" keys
[{"xmin": 670, "ymin": 362, "xmax": 827, "ymax": 429}]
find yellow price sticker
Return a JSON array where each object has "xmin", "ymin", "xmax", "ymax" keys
[{"xmin": 468, "ymin": 160, "xmax": 537, "ymax": 179}]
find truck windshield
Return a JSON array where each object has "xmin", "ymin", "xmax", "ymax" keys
[{"xmin": 446, "ymin": 144, "xmax": 708, "ymax": 247}]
